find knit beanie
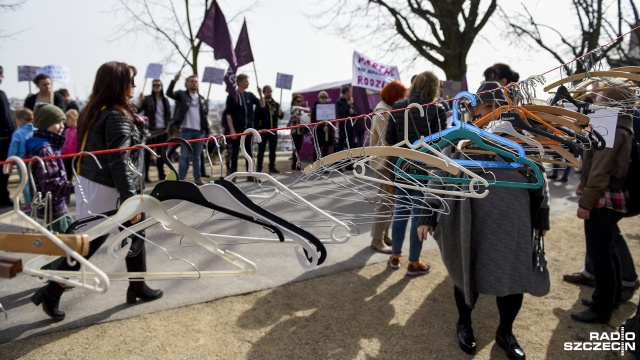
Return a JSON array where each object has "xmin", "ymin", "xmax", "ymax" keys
[{"xmin": 34, "ymin": 104, "xmax": 65, "ymax": 130}]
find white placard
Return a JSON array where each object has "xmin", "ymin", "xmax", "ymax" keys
[
  {"xmin": 18, "ymin": 66, "xmax": 39, "ymax": 82},
  {"xmin": 202, "ymin": 67, "xmax": 226, "ymax": 84},
  {"xmin": 36, "ymin": 65, "xmax": 69, "ymax": 83},
  {"xmin": 145, "ymin": 63, "xmax": 163, "ymax": 79},
  {"xmin": 565, "ymin": 103, "xmax": 618, "ymax": 148},
  {"xmin": 316, "ymin": 103, "xmax": 336, "ymax": 121},
  {"xmin": 276, "ymin": 73, "xmax": 294, "ymax": 90},
  {"xmin": 352, "ymin": 50, "xmax": 400, "ymax": 91}
]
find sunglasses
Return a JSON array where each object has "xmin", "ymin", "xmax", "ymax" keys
[
  {"xmin": 153, "ymin": 84, "xmax": 162, "ymax": 87},
  {"xmin": 319, "ymin": 96, "xmax": 328, "ymax": 99},
  {"xmin": 130, "ymin": 79, "xmax": 136, "ymax": 87}
]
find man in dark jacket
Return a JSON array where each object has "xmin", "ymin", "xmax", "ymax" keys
[
  {"xmin": 0, "ymin": 66, "xmax": 15, "ymax": 206},
  {"xmin": 336, "ymin": 85, "xmax": 358, "ymax": 153},
  {"xmin": 225, "ymin": 73, "xmax": 265, "ymax": 175},
  {"xmin": 137, "ymin": 79, "xmax": 171, "ymax": 182},
  {"xmin": 167, "ymin": 74, "xmax": 209, "ymax": 184},
  {"xmin": 254, "ymin": 85, "xmax": 283, "ymax": 173}
]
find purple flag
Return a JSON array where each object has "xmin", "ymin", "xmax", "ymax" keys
[
  {"xmin": 224, "ymin": 66, "xmax": 237, "ymax": 101},
  {"xmin": 235, "ymin": 19, "xmax": 254, "ymax": 68},
  {"xmin": 196, "ymin": 1, "xmax": 236, "ymax": 67}
]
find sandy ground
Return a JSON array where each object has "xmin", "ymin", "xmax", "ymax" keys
[{"xmin": 1, "ymin": 212, "xmax": 639, "ymax": 359}]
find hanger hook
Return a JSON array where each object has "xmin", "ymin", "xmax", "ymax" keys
[
  {"xmin": 3, "ymin": 156, "xmax": 28, "ymax": 207},
  {"xmin": 162, "ymin": 137, "xmax": 193, "ymax": 176},
  {"xmin": 240, "ymin": 128, "xmax": 261, "ymax": 171},
  {"xmin": 403, "ymin": 103, "xmax": 425, "ymax": 149},
  {"xmin": 209, "ymin": 136, "xmax": 224, "ymax": 177}
]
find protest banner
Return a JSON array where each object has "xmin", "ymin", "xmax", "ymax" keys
[
  {"xmin": 352, "ymin": 51, "xmax": 400, "ymax": 92},
  {"xmin": 37, "ymin": 65, "xmax": 69, "ymax": 83},
  {"xmin": 141, "ymin": 63, "xmax": 163, "ymax": 93},
  {"xmin": 202, "ymin": 67, "xmax": 226, "ymax": 100},
  {"xmin": 315, "ymin": 103, "xmax": 336, "ymax": 121},
  {"xmin": 18, "ymin": 66, "xmax": 39, "ymax": 94},
  {"xmin": 275, "ymin": 73, "xmax": 293, "ymax": 104}
]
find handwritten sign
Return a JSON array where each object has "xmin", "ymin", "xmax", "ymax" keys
[
  {"xmin": 352, "ymin": 51, "xmax": 400, "ymax": 92},
  {"xmin": 145, "ymin": 63, "xmax": 163, "ymax": 79},
  {"xmin": 315, "ymin": 103, "xmax": 336, "ymax": 121},
  {"xmin": 202, "ymin": 67, "xmax": 226, "ymax": 84},
  {"xmin": 18, "ymin": 66, "xmax": 39, "ymax": 82},
  {"xmin": 36, "ymin": 65, "xmax": 69, "ymax": 83},
  {"xmin": 276, "ymin": 73, "xmax": 294, "ymax": 90},
  {"xmin": 566, "ymin": 103, "xmax": 618, "ymax": 148}
]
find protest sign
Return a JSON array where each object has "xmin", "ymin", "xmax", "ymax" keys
[
  {"xmin": 36, "ymin": 65, "xmax": 69, "ymax": 83},
  {"xmin": 315, "ymin": 104, "xmax": 336, "ymax": 121},
  {"xmin": 145, "ymin": 63, "xmax": 163, "ymax": 79},
  {"xmin": 352, "ymin": 51, "xmax": 400, "ymax": 92},
  {"xmin": 275, "ymin": 73, "xmax": 294, "ymax": 90},
  {"xmin": 18, "ymin": 66, "xmax": 39, "ymax": 82},
  {"xmin": 202, "ymin": 67, "xmax": 226, "ymax": 84}
]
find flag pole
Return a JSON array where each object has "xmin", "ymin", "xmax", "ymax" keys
[
  {"xmin": 252, "ymin": 62, "xmax": 259, "ymax": 89},
  {"xmin": 279, "ymin": 88, "xmax": 283, "ymax": 106}
]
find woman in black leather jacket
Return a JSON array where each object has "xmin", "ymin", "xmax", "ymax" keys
[{"xmin": 30, "ymin": 61, "xmax": 162, "ymax": 322}]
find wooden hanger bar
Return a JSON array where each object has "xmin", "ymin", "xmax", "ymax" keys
[
  {"xmin": 611, "ymin": 66, "xmax": 640, "ymax": 73},
  {"xmin": 303, "ymin": 146, "xmax": 460, "ymax": 175},
  {"xmin": 0, "ymin": 233, "xmax": 90, "ymax": 256},
  {"xmin": 543, "ymin": 70, "xmax": 640, "ymax": 92},
  {"xmin": 529, "ymin": 111, "xmax": 584, "ymax": 133},
  {"xmin": 0, "ymin": 255, "xmax": 22, "ymax": 278},
  {"xmin": 521, "ymin": 105, "xmax": 590, "ymax": 126}
]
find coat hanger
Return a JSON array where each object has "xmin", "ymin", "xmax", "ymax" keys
[
  {"xmin": 543, "ymin": 70, "xmax": 640, "ymax": 92},
  {"xmin": 0, "ymin": 156, "xmax": 110, "ymax": 293},
  {"xmin": 413, "ymin": 91, "xmax": 545, "ymax": 189},
  {"xmin": 228, "ymin": 129, "xmax": 352, "ymax": 243}
]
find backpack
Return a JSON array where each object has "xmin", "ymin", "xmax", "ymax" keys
[{"xmin": 624, "ymin": 137, "xmax": 640, "ymax": 217}]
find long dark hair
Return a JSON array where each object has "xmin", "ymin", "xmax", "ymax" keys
[
  {"xmin": 78, "ymin": 61, "xmax": 136, "ymax": 138},
  {"xmin": 151, "ymin": 79, "xmax": 165, "ymax": 97}
]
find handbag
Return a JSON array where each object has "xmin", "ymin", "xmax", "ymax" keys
[{"xmin": 530, "ymin": 234, "xmax": 550, "ymax": 297}]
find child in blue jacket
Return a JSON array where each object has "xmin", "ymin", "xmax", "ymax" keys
[{"xmin": 8, "ymin": 108, "xmax": 35, "ymax": 208}]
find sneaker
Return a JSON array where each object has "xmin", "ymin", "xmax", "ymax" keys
[
  {"xmin": 548, "ymin": 174, "xmax": 558, "ymax": 180},
  {"xmin": 269, "ymin": 167, "xmax": 279, "ymax": 174},
  {"xmin": 562, "ymin": 272, "xmax": 595, "ymax": 287},
  {"xmin": 194, "ymin": 178, "xmax": 205, "ymax": 185},
  {"xmin": 388, "ymin": 255, "xmax": 401, "ymax": 270},
  {"xmin": 406, "ymin": 260, "xmax": 431, "ymax": 277}
]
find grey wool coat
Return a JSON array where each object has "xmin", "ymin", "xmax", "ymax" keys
[{"xmin": 419, "ymin": 161, "xmax": 550, "ymax": 307}]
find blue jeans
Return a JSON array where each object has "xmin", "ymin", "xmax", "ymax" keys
[
  {"xmin": 391, "ymin": 188, "xmax": 423, "ymax": 262},
  {"xmin": 178, "ymin": 128, "xmax": 205, "ymax": 181}
]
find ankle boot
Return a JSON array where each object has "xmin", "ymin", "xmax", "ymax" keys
[
  {"xmin": 127, "ymin": 279, "xmax": 163, "ymax": 304},
  {"xmin": 31, "ymin": 282, "xmax": 65, "ymax": 321},
  {"xmin": 370, "ymin": 238, "xmax": 392, "ymax": 254}
]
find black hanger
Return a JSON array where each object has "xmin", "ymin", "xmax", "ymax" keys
[
  {"xmin": 549, "ymin": 85, "xmax": 593, "ymax": 114},
  {"xmin": 210, "ymin": 178, "xmax": 327, "ymax": 265}
]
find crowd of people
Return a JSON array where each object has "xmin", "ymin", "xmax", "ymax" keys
[{"xmin": 1, "ymin": 60, "xmax": 640, "ymax": 360}]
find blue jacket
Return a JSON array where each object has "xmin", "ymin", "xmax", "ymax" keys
[{"xmin": 8, "ymin": 123, "xmax": 36, "ymax": 158}]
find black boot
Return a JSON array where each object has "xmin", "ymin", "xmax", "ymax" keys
[
  {"xmin": 31, "ymin": 282, "xmax": 65, "ymax": 321},
  {"xmin": 127, "ymin": 279, "xmax": 163, "ymax": 304}
]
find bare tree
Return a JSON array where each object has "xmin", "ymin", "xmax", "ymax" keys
[
  {"xmin": 0, "ymin": 0, "xmax": 28, "ymax": 39},
  {"xmin": 504, "ymin": 0, "xmax": 637, "ymax": 75},
  {"xmin": 606, "ymin": 1, "xmax": 639, "ymax": 66},
  {"xmin": 111, "ymin": 0, "xmax": 255, "ymax": 76},
  {"xmin": 313, "ymin": 0, "xmax": 498, "ymax": 81}
]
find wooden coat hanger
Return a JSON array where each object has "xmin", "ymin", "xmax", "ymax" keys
[{"xmin": 543, "ymin": 70, "xmax": 640, "ymax": 92}]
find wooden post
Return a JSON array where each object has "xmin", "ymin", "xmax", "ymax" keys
[
  {"xmin": 279, "ymin": 88, "xmax": 283, "ymax": 106},
  {"xmin": 206, "ymin": 83, "xmax": 212, "ymax": 101},
  {"xmin": 141, "ymin": 78, "xmax": 148, "ymax": 95}
]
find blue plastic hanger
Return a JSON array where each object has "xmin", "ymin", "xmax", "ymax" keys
[{"xmin": 395, "ymin": 91, "xmax": 544, "ymax": 189}]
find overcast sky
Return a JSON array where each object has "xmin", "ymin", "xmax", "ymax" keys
[{"xmin": 0, "ymin": 0, "xmax": 631, "ymax": 103}]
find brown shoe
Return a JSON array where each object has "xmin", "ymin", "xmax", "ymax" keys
[
  {"xmin": 194, "ymin": 178, "xmax": 205, "ymax": 186},
  {"xmin": 563, "ymin": 272, "xmax": 595, "ymax": 287},
  {"xmin": 383, "ymin": 236, "xmax": 392, "ymax": 246}
]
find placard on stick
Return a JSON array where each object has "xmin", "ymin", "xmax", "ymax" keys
[
  {"xmin": 202, "ymin": 67, "xmax": 226, "ymax": 84},
  {"xmin": 275, "ymin": 73, "xmax": 293, "ymax": 90},
  {"xmin": 36, "ymin": 65, "xmax": 69, "ymax": 83},
  {"xmin": 145, "ymin": 63, "xmax": 163, "ymax": 79},
  {"xmin": 18, "ymin": 66, "xmax": 39, "ymax": 82},
  {"xmin": 315, "ymin": 104, "xmax": 336, "ymax": 121}
]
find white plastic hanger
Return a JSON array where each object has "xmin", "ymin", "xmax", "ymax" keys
[{"xmin": 0, "ymin": 156, "xmax": 110, "ymax": 293}]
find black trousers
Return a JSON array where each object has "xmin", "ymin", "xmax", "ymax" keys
[
  {"xmin": 337, "ymin": 121, "xmax": 354, "ymax": 152},
  {"xmin": 585, "ymin": 207, "xmax": 623, "ymax": 317},
  {"xmin": 144, "ymin": 131, "xmax": 168, "ymax": 181},
  {"xmin": 291, "ymin": 133, "xmax": 303, "ymax": 170},
  {"xmin": 0, "ymin": 138, "xmax": 12, "ymax": 205},
  {"xmin": 256, "ymin": 132, "xmax": 277, "ymax": 170},
  {"xmin": 227, "ymin": 135, "xmax": 252, "ymax": 175}
]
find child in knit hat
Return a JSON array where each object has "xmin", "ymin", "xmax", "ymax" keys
[
  {"xmin": 25, "ymin": 104, "xmax": 75, "ymax": 233},
  {"xmin": 8, "ymin": 108, "xmax": 35, "ymax": 209}
]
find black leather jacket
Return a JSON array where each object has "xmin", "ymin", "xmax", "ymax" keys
[
  {"xmin": 166, "ymin": 80, "xmax": 209, "ymax": 133},
  {"xmin": 77, "ymin": 109, "xmax": 144, "ymax": 203},
  {"xmin": 137, "ymin": 94, "xmax": 170, "ymax": 130},
  {"xmin": 385, "ymin": 95, "xmax": 447, "ymax": 146}
]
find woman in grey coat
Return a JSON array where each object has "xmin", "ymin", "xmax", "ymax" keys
[{"xmin": 417, "ymin": 82, "xmax": 550, "ymax": 360}]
